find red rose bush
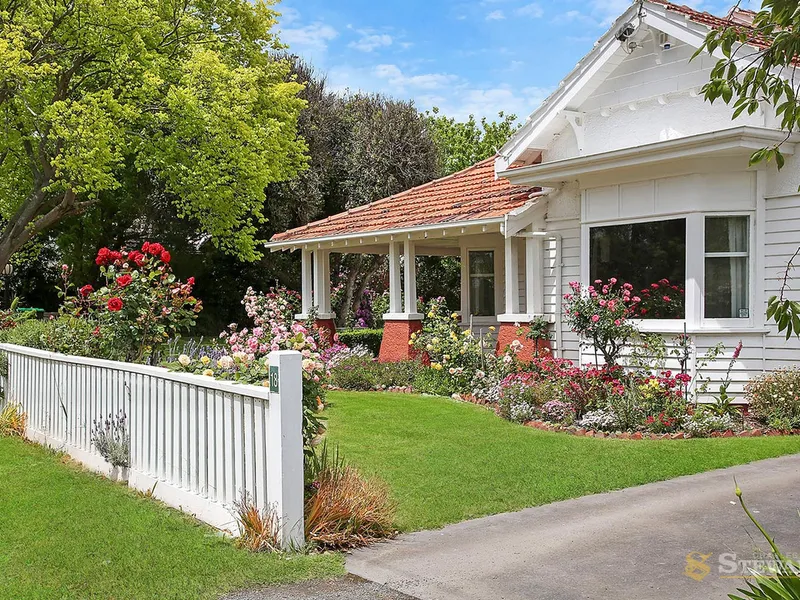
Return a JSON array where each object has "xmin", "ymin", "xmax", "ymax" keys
[{"xmin": 63, "ymin": 242, "xmax": 201, "ymax": 362}]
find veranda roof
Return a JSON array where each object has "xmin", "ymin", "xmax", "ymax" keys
[{"xmin": 268, "ymin": 157, "xmax": 539, "ymax": 248}]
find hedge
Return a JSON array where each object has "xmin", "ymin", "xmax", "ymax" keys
[{"xmin": 337, "ymin": 328, "xmax": 383, "ymax": 355}]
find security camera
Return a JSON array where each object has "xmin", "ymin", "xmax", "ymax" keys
[{"xmin": 615, "ymin": 22, "xmax": 636, "ymax": 42}]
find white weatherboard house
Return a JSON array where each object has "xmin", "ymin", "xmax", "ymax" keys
[{"xmin": 269, "ymin": 0, "xmax": 800, "ymax": 401}]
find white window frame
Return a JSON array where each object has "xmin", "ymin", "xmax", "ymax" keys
[
  {"xmin": 460, "ymin": 239, "xmax": 505, "ymax": 325},
  {"xmin": 699, "ymin": 211, "xmax": 755, "ymax": 329},
  {"xmin": 581, "ymin": 211, "xmax": 756, "ymax": 334},
  {"xmin": 467, "ymin": 249, "xmax": 497, "ymax": 318}
]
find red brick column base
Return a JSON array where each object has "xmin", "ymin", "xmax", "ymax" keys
[
  {"xmin": 313, "ymin": 318, "xmax": 337, "ymax": 348},
  {"xmin": 495, "ymin": 322, "xmax": 551, "ymax": 362},
  {"xmin": 379, "ymin": 319, "xmax": 423, "ymax": 363}
]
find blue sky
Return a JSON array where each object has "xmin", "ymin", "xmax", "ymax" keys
[{"xmin": 276, "ymin": 0, "xmax": 757, "ymax": 122}]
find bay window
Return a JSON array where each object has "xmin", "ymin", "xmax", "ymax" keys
[
  {"xmin": 469, "ymin": 250, "xmax": 495, "ymax": 316},
  {"xmin": 589, "ymin": 218, "xmax": 686, "ymax": 319},
  {"xmin": 704, "ymin": 216, "xmax": 750, "ymax": 319}
]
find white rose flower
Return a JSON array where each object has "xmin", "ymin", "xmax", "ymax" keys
[
  {"xmin": 218, "ymin": 355, "xmax": 234, "ymax": 369},
  {"xmin": 178, "ymin": 354, "xmax": 191, "ymax": 367}
]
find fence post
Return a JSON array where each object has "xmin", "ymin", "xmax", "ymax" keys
[{"xmin": 266, "ymin": 350, "xmax": 305, "ymax": 549}]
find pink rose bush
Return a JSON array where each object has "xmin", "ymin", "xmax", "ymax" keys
[{"xmin": 170, "ymin": 286, "xmax": 326, "ymax": 449}]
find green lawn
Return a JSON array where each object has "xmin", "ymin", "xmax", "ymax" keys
[
  {"xmin": 0, "ymin": 437, "xmax": 342, "ymax": 600},
  {"xmin": 325, "ymin": 391, "xmax": 800, "ymax": 531}
]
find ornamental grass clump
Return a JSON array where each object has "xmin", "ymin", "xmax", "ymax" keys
[
  {"xmin": 0, "ymin": 402, "xmax": 27, "ymax": 437},
  {"xmin": 304, "ymin": 443, "xmax": 395, "ymax": 550},
  {"xmin": 233, "ymin": 494, "xmax": 281, "ymax": 553}
]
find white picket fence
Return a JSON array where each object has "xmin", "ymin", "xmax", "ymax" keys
[{"xmin": 0, "ymin": 343, "xmax": 305, "ymax": 549}]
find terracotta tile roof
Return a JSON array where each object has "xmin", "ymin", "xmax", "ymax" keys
[
  {"xmin": 649, "ymin": 1, "xmax": 768, "ymax": 48},
  {"xmin": 270, "ymin": 157, "xmax": 539, "ymax": 243}
]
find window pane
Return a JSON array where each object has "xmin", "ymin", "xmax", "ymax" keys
[
  {"xmin": 469, "ymin": 251, "xmax": 494, "ymax": 276},
  {"xmin": 589, "ymin": 219, "xmax": 686, "ymax": 319},
  {"xmin": 705, "ymin": 256, "xmax": 749, "ymax": 318},
  {"xmin": 470, "ymin": 276, "xmax": 495, "ymax": 316},
  {"xmin": 705, "ymin": 216, "xmax": 749, "ymax": 253}
]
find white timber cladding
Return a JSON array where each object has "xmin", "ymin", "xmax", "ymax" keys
[{"xmin": 0, "ymin": 344, "xmax": 305, "ymax": 548}]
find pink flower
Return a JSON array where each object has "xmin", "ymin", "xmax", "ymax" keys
[
  {"xmin": 609, "ymin": 277, "xmax": 618, "ymax": 284},
  {"xmin": 662, "ymin": 295, "xmax": 671, "ymax": 302},
  {"xmin": 591, "ymin": 315, "xmax": 600, "ymax": 323},
  {"xmin": 614, "ymin": 319, "xmax": 621, "ymax": 326}
]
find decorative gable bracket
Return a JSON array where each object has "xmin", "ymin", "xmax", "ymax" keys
[{"xmin": 563, "ymin": 110, "xmax": 586, "ymax": 156}]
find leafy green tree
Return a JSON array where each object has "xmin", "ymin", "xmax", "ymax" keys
[
  {"xmin": 697, "ymin": 0, "xmax": 800, "ymax": 337},
  {"xmin": 0, "ymin": 0, "xmax": 306, "ymax": 273},
  {"xmin": 426, "ymin": 109, "xmax": 519, "ymax": 175}
]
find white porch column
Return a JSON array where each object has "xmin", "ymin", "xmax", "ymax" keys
[
  {"xmin": 388, "ymin": 242, "xmax": 402, "ymax": 314},
  {"xmin": 403, "ymin": 239, "xmax": 418, "ymax": 315},
  {"xmin": 313, "ymin": 250, "xmax": 332, "ymax": 316},
  {"xmin": 299, "ymin": 249, "xmax": 312, "ymax": 317},
  {"xmin": 525, "ymin": 236, "xmax": 543, "ymax": 315},
  {"xmin": 504, "ymin": 237, "xmax": 520, "ymax": 315}
]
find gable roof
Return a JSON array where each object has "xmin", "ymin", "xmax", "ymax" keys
[
  {"xmin": 269, "ymin": 157, "xmax": 539, "ymax": 245},
  {"xmin": 496, "ymin": 1, "xmax": 764, "ymax": 173}
]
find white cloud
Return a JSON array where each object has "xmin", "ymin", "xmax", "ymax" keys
[
  {"xmin": 349, "ymin": 32, "xmax": 393, "ymax": 52},
  {"xmin": 280, "ymin": 22, "xmax": 338, "ymax": 54},
  {"xmin": 516, "ymin": 3, "xmax": 543, "ymax": 18},
  {"xmin": 277, "ymin": 7, "xmax": 300, "ymax": 25},
  {"xmin": 374, "ymin": 64, "xmax": 459, "ymax": 90},
  {"xmin": 486, "ymin": 10, "xmax": 506, "ymax": 20}
]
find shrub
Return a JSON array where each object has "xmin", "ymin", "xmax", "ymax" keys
[
  {"xmin": 62, "ymin": 244, "xmax": 201, "ymax": 362},
  {"xmin": 563, "ymin": 278, "xmax": 638, "ymax": 366},
  {"xmin": 746, "ymin": 367, "xmax": 800, "ymax": 430},
  {"xmin": 682, "ymin": 411, "xmax": 737, "ymax": 437},
  {"xmin": 0, "ymin": 316, "xmax": 104, "ymax": 357},
  {"xmin": 328, "ymin": 355, "xmax": 379, "ymax": 391},
  {"xmin": 497, "ymin": 373, "xmax": 557, "ymax": 423},
  {"xmin": 336, "ymin": 329, "xmax": 383, "ymax": 355},
  {"xmin": 541, "ymin": 400, "xmax": 576, "ymax": 424},
  {"xmin": 577, "ymin": 409, "xmax": 618, "ymax": 431},
  {"xmin": 90, "ymin": 411, "xmax": 130, "ymax": 468},
  {"xmin": 234, "ymin": 494, "xmax": 280, "ymax": 553},
  {"xmin": 604, "ymin": 387, "xmax": 646, "ymax": 432},
  {"xmin": 304, "ymin": 444, "xmax": 395, "ymax": 550},
  {"xmin": 412, "ymin": 366, "xmax": 453, "ymax": 397},
  {"xmin": 0, "ymin": 402, "xmax": 26, "ymax": 437}
]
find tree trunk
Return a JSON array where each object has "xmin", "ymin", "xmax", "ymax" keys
[
  {"xmin": 350, "ymin": 255, "xmax": 384, "ymax": 326},
  {"xmin": 337, "ymin": 254, "xmax": 362, "ymax": 327},
  {"xmin": 0, "ymin": 187, "xmax": 83, "ymax": 273}
]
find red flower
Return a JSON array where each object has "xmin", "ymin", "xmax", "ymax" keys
[
  {"xmin": 116, "ymin": 274, "xmax": 132, "ymax": 288},
  {"xmin": 79, "ymin": 284, "xmax": 94, "ymax": 298},
  {"xmin": 141, "ymin": 241, "xmax": 150, "ymax": 253},
  {"xmin": 107, "ymin": 297, "xmax": 123, "ymax": 312},
  {"xmin": 160, "ymin": 250, "xmax": 171, "ymax": 263},
  {"xmin": 147, "ymin": 242, "xmax": 164, "ymax": 256},
  {"xmin": 128, "ymin": 250, "xmax": 146, "ymax": 267},
  {"xmin": 95, "ymin": 247, "xmax": 110, "ymax": 266},
  {"xmin": 109, "ymin": 250, "xmax": 122, "ymax": 264},
  {"xmin": 187, "ymin": 276, "xmax": 195, "ymax": 286}
]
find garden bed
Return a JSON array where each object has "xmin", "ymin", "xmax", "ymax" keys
[{"xmin": 521, "ymin": 419, "xmax": 799, "ymax": 439}]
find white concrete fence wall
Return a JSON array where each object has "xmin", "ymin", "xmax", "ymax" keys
[{"xmin": 0, "ymin": 343, "xmax": 305, "ymax": 549}]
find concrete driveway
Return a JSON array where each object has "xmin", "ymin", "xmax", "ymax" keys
[{"xmin": 348, "ymin": 454, "xmax": 800, "ymax": 600}]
